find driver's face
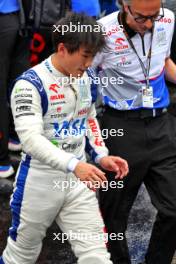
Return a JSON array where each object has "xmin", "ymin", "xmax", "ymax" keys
[{"xmin": 59, "ymin": 46, "xmax": 94, "ymax": 77}]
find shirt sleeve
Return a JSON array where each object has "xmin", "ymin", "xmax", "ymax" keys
[
  {"xmin": 166, "ymin": 10, "xmax": 175, "ymax": 58},
  {"xmin": 92, "ymin": 50, "xmax": 106, "ymax": 68},
  {"xmin": 85, "ymin": 103, "xmax": 109, "ymax": 163},
  {"xmin": 11, "ymin": 79, "xmax": 76, "ymax": 173}
]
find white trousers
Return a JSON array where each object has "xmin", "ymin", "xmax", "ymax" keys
[{"xmin": 1, "ymin": 158, "xmax": 112, "ymax": 264}]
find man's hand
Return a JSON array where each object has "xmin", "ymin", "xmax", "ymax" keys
[
  {"xmin": 99, "ymin": 156, "xmax": 129, "ymax": 179},
  {"xmin": 74, "ymin": 161, "xmax": 107, "ymax": 190}
]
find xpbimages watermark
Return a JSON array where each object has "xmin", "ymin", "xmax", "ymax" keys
[
  {"xmin": 53, "ymin": 127, "xmax": 124, "ymax": 140},
  {"xmin": 53, "ymin": 231, "xmax": 124, "ymax": 243},
  {"xmin": 43, "ymin": 73, "xmax": 124, "ymax": 88},
  {"xmin": 53, "ymin": 22, "xmax": 123, "ymax": 35},
  {"xmin": 53, "ymin": 178, "xmax": 124, "ymax": 192}
]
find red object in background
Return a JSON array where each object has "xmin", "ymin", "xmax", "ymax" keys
[
  {"xmin": 30, "ymin": 53, "xmax": 39, "ymax": 66},
  {"xmin": 0, "ymin": 131, "xmax": 3, "ymax": 139},
  {"xmin": 30, "ymin": 33, "xmax": 46, "ymax": 66},
  {"xmin": 31, "ymin": 33, "xmax": 46, "ymax": 53}
]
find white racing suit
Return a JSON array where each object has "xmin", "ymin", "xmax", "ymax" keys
[{"xmin": 0, "ymin": 56, "xmax": 112, "ymax": 264}]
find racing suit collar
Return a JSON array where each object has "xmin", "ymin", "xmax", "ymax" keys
[{"xmin": 49, "ymin": 55, "xmax": 66, "ymax": 77}]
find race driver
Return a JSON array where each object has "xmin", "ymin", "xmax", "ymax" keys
[{"xmin": 0, "ymin": 12, "xmax": 129, "ymax": 264}]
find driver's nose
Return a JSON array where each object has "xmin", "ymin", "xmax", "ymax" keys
[{"xmin": 85, "ymin": 57, "xmax": 93, "ymax": 68}]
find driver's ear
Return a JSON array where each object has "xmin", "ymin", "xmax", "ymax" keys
[{"xmin": 57, "ymin": 43, "xmax": 67, "ymax": 56}]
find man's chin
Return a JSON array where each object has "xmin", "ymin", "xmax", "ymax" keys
[
  {"xmin": 77, "ymin": 71, "xmax": 85, "ymax": 77},
  {"xmin": 69, "ymin": 70, "xmax": 85, "ymax": 78},
  {"xmin": 136, "ymin": 28, "xmax": 150, "ymax": 35}
]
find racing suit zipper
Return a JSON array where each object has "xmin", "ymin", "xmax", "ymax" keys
[
  {"xmin": 140, "ymin": 35, "xmax": 146, "ymax": 56},
  {"xmin": 69, "ymin": 84, "xmax": 78, "ymax": 122}
]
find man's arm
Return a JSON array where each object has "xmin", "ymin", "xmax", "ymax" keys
[
  {"xmin": 165, "ymin": 57, "xmax": 176, "ymax": 84},
  {"xmin": 85, "ymin": 103, "xmax": 129, "ymax": 179},
  {"xmin": 11, "ymin": 80, "xmax": 77, "ymax": 173},
  {"xmin": 12, "ymin": 79, "xmax": 108, "ymax": 187}
]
